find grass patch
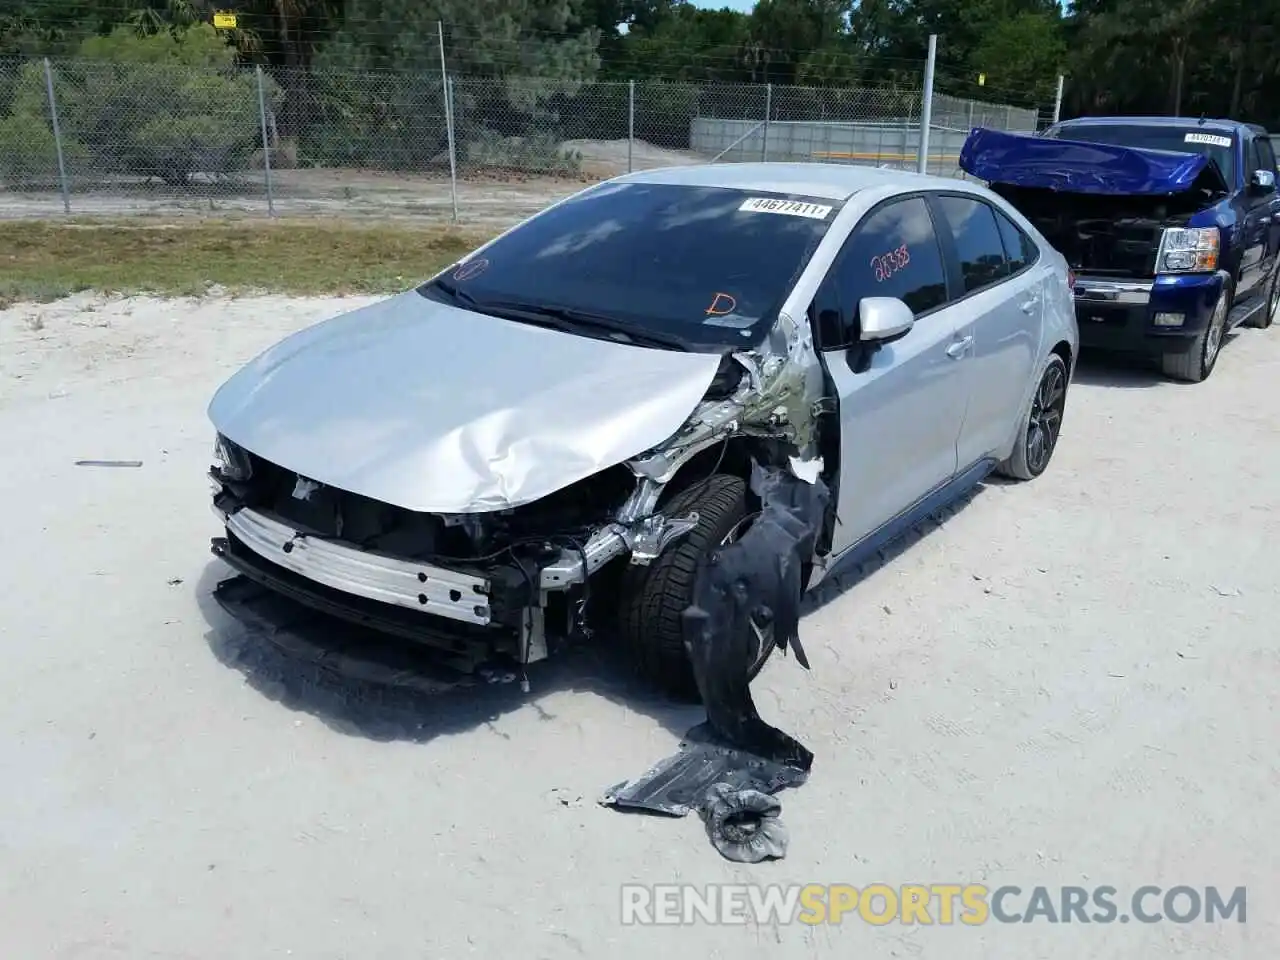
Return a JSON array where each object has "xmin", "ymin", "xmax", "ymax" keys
[{"xmin": 0, "ymin": 218, "xmax": 492, "ymax": 306}]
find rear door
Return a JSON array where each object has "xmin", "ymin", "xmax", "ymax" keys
[
  {"xmin": 814, "ymin": 195, "xmax": 974, "ymax": 556},
  {"xmin": 930, "ymin": 192, "xmax": 1040, "ymax": 469}
]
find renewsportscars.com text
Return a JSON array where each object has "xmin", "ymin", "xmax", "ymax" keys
[{"xmin": 620, "ymin": 883, "xmax": 1247, "ymax": 926}]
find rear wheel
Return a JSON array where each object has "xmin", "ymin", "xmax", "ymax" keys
[
  {"xmin": 616, "ymin": 474, "xmax": 774, "ymax": 700},
  {"xmin": 996, "ymin": 352, "xmax": 1068, "ymax": 482},
  {"xmin": 1161, "ymin": 284, "xmax": 1230, "ymax": 382}
]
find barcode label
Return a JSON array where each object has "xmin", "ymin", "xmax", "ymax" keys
[
  {"xmin": 1184, "ymin": 133, "xmax": 1232, "ymax": 148},
  {"xmin": 739, "ymin": 197, "xmax": 833, "ymax": 220}
]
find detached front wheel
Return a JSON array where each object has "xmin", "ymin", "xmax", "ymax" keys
[{"xmin": 617, "ymin": 474, "xmax": 774, "ymax": 701}]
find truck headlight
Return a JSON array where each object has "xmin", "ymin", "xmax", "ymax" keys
[
  {"xmin": 1156, "ymin": 226, "xmax": 1219, "ymax": 274},
  {"xmin": 212, "ymin": 434, "xmax": 252, "ymax": 482}
]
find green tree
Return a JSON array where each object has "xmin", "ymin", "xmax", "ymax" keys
[{"xmin": 58, "ymin": 24, "xmax": 274, "ymax": 185}]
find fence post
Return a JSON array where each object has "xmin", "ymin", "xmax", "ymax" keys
[
  {"xmin": 1052, "ymin": 74, "xmax": 1065, "ymax": 125},
  {"xmin": 255, "ymin": 65, "xmax": 276, "ymax": 218},
  {"xmin": 628, "ymin": 80, "xmax": 635, "ymax": 174},
  {"xmin": 916, "ymin": 34, "xmax": 937, "ymax": 175},
  {"xmin": 761, "ymin": 83, "xmax": 772, "ymax": 162},
  {"xmin": 42, "ymin": 58, "xmax": 71, "ymax": 215},
  {"xmin": 438, "ymin": 21, "xmax": 459, "ymax": 223}
]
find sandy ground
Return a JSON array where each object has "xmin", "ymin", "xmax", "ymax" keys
[{"xmin": 1, "ymin": 291, "xmax": 1277, "ymax": 958}]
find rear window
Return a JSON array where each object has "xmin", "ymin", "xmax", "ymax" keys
[
  {"xmin": 418, "ymin": 181, "xmax": 839, "ymax": 351},
  {"xmin": 1046, "ymin": 123, "xmax": 1236, "ymax": 184}
]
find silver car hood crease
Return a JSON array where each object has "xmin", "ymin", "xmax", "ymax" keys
[{"xmin": 207, "ymin": 291, "xmax": 724, "ymax": 514}]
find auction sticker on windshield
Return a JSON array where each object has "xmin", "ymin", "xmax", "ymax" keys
[
  {"xmin": 739, "ymin": 198, "xmax": 833, "ymax": 220},
  {"xmin": 1184, "ymin": 132, "xmax": 1232, "ymax": 148}
]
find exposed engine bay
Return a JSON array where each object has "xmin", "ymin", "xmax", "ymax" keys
[{"xmin": 989, "ymin": 182, "xmax": 1218, "ymax": 278}]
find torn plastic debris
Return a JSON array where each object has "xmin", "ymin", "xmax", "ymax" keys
[
  {"xmin": 701, "ymin": 782, "xmax": 789, "ymax": 863},
  {"xmin": 599, "ymin": 723, "xmax": 807, "ymax": 863},
  {"xmin": 602, "ymin": 462, "xmax": 829, "ymax": 862}
]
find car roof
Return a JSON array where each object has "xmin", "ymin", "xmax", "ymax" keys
[
  {"xmin": 612, "ymin": 162, "xmax": 965, "ymax": 202},
  {"xmin": 1057, "ymin": 115, "xmax": 1257, "ymax": 136}
]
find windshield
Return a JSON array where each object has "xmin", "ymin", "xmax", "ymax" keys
[
  {"xmin": 1045, "ymin": 123, "xmax": 1236, "ymax": 184},
  {"xmin": 417, "ymin": 181, "xmax": 840, "ymax": 351}
]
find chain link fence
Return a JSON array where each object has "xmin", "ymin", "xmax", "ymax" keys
[{"xmin": 0, "ymin": 54, "xmax": 1050, "ymax": 223}]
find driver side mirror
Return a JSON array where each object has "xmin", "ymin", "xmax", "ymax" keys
[
  {"xmin": 1250, "ymin": 168, "xmax": 1276, "ymax": 193},
  {"xmin": 858, "ymin": 296, "xmax": 915, "ymax": 343}
]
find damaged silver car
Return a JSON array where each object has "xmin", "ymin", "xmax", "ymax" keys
[{"xmin": 207, "ymin": 163, "xmax": 1079, "ymax": 697}]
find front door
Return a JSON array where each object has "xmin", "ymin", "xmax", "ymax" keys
[
  {"xmin": 1237, "ymin": 136, "xmax": 1277, "ymax": 298},
  {"xmin": 1251, "ymin": 135, "xmax": 1280, "ymax": 285},
  {"xmin": 815, "ymin": 195, "xmax": 974, "ymax": 557}
]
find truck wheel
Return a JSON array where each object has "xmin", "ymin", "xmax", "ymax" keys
[
  {"xmin": 996, "ymin": 352, "xmax": 1068, "ymax": 481},
  {"xmin": 617, "ymin": 474, "xmax": 773, "ymax": 701},
  {"xmin": 1161, "ymin": 284, "xmax": 1230, "ymax": 382},
  {"xmin": 1246, "ymin": 265, "xmax": 1278, "ymax": 330}
]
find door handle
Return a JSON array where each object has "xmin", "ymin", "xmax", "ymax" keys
[
  {"xmin": 1020, "ymin": 294, "xmax": 1040, "ymax": 314},
  {"xmin": 946, "ymin": 336, "xmax": 972, "ymax": 359}
]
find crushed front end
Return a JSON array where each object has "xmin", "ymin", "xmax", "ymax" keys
[
  {"xmin": 209, "ymin": 436, "xmax": 646, "ymax": 672},
  {"xmin": 207, "ymin": 302, "xmax": 835, "ymax": 680}
]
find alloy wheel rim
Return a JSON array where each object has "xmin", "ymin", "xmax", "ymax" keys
[
  {"xmin": 1026, "ymin": 362, "xmax": 1066, "ymax": 475},
  {"xmin": 720, "ymin": 513, "xmax": 775, "ymax": 676}
]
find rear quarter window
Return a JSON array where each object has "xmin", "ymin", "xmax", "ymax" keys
[{"xmin": 992, "ymin": 206, "xmax": 1039, "ymax": 273}]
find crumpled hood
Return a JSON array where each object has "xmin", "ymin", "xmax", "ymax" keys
[
  {"xmin": 959, "ymin": 127, "xmax": 1228, "ymax": 195},
  {"xmin": 207, "ymin": 291, "xmax": 724, "ymax": 513}
]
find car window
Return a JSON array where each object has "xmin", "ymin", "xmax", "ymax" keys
[
  {"xmin": 1254, "ymin": 137, "xmax": 1277, "ymax": 176},
  {"xmin": 992, "ymin": 207, "xmax": 1038, "ymax": 274},
  {"xmin": 1244, "ymin": 137, "xmax": 1260, "ymax": 180},
  {"xmin": 416, "ymin": 181, "xmax": 838, "ymax": 352},
  {"xmin": 934, "ymin": 195, "xmax": 1011, "ymax": 294},
  {"xmin": 837, "ymin": 196, "xmax": 948, "ymax": 317}
]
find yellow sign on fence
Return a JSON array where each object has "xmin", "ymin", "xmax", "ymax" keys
[{"xmin": 213, "ymin": 11, "xmax": 238, "ymax": 29}]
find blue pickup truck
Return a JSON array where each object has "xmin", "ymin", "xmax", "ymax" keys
[{"xmin": 960, "ymin": 117, "xmax": 1280, "ymax": 382}]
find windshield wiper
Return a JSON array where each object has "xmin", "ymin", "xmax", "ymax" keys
[{"xmin": 475, "ymin": 300, "xmax": 688, "ymax": 351}]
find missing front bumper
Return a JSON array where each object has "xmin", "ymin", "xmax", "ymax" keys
[{"xmin": 225, "ymin": 506, "xmax": 494, "ymax": 626}]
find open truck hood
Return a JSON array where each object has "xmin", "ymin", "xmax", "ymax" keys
[
  {"xmin": 207, "ymin": 290, "xmax": 724, "ymax": 514},
  {"xmin": 959, "ymin": 127, "xmax": 1229, "ymax": 195}
]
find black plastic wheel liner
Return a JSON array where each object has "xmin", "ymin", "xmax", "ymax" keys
[{"xmin": 601, "ymin": 462, "xmax": 831, "ymax": 862}]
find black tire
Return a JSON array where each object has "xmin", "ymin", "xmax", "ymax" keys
[
  {"xmin": 1246, "ymin": 265, "xmax": 1278, "ymax": 330},
  {"xmin": 1161, "ymin": 283, "xmax": 1230, "ymax": 382},
  {"xmin": 996, "ymin": 352, "xmax": 1068, "ymax": 482},
  {"xmin": 616, "ymin": 474, "xmax": 751, "ymax": 700}
]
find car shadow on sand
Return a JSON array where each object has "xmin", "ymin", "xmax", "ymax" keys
[
  {"xmin": 195, "ymin": 562, "xmax": 707, "ymax": 745},
  {"xmin": 1070, "ymin": 331, "xmax": 1247, "ymax": 388},
  {"xmin": 801, "ymin": 482, "xmax": 983, "ymax": 615},
  {"xmin": 195, "ymin": 483, "xmax": 985, "ymax": 746}
]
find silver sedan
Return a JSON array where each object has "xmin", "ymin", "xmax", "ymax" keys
[{"xmin": 207, "ymin": 163, "xmax": 1079, "ymax": 697}]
